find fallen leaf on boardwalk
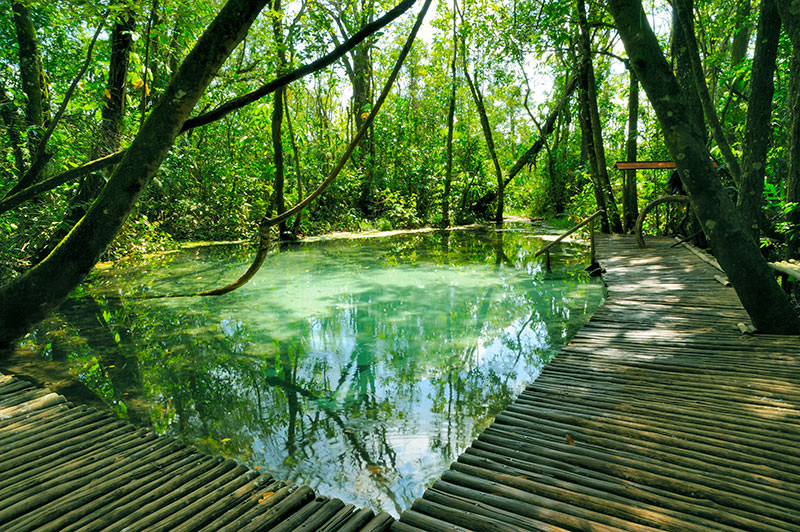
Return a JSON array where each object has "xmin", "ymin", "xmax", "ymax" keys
[
  {"xmin": 565, "ymin": 434, "xmax": 575, "ymax": 445},
  {"xmin": 258, "ymin": 492, "xmax": 275, "ymax": 503}
]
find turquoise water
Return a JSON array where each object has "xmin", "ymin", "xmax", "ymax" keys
[{"xmin": 27, "ymin": 223, "xmax": 604, "ymax": 515}]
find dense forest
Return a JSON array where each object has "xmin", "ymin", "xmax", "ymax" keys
[{"xmin": 1, "ymin": 0, "xmax": 800, "ymax": 342}]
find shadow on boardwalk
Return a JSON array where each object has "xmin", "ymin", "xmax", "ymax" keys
[{"xmin": 393, "ymin": 235, "xmax": 800, "ymax": 532}]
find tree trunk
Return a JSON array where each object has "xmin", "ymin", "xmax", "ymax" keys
[
  {"xmin": 577, "ymin": 62, "xmax": 609, "ymax": 233},
  {"xmin": 774, "ymin": 2, "xmax": 800, "ymax": 256},
  {"xmin": 737, "ymin": 0, "xmax": 780, "ymax": 241},
  {"xmin": 272, "ymin": 87, "xmax": 287, "ymax": 236},
  {"xmin": 284, "ymin": 91, "xmax": 304, "ymax": 235},
  {"xmin": 671, "ymin": 3, "xmax": 707, "ymax": 145},
  {"xmin": 0, "ymin": 0, "xmax": 270, "ymax": 347},
  {"xmin": 463, "ymin": 67, "xmax": 503, "ymax": 224},
  {"xmin": 271, "ymin": 0, "xmax": 288, "ymax": 236},
  {"xmin": 442, "ymin": 4, "xmax": 457, "ymax": 228},
  {"xmin": 11, "ymin": 0, "xmax": 47, "ymax": 151},
  {"xmin": 576, "ymin": 0, "xmax": 622, "ymax": 233},
  {"xmin": 623, "ymin": 69, "xmax": 639, "ymax": 233},
  {"xmin": 607, "ymin": 0, "xmax": 800, "ymax": 334},
  {"xmin": 505, "ymin": 76, "xmax": 577, "ymax": 187},
  {"xmin": 730, "ymin": 0, "xmax": 752, "ymax": 69},
  {"xmin": 674, "ymin": 0, "xmax": 742, "ymax": 183},
  {"xmin": 352, "ymin": 43, "xmax": 375, "ymax": 214}
]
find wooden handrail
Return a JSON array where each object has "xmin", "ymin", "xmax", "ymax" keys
[{"xmin": 534, "ymin": 210, "xmax": 605, "ymax": 257}]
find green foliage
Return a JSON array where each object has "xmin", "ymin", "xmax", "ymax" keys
[{"xmin": 1, "ymin": 0, "xmax": 798, "ymax": 267}]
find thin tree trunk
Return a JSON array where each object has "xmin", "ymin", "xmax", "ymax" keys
[
  {"xmin": 577, "ymin": 76, "xmax": 609, "ymax": 233},
  {"xmin": 607, "ymin": 0, "xmax": 800, "ymax": 334},
  {"xmin": 271, "ymin": 0, "xmax": 288, "ymax": 236},
  {"xmin": 272, "ymin": 87, "xmax": 287, "ymax": 236},
  {"xmin": 737, "ymin": 0, "xmax": 780, "ymax": 241},
  {"xmin": 442, "ymin": 3, "xmax": 457, "ymax": 228},
  {"xmin": 730, "ymin": 0, "xmax": 752, "ymax": 69},
  {"xmin": 463, "ymin": 66, "xmax": 503, "ymax": 224},
  {"xmin": 139, "ymin": 0, "xmax": 159, "ymax": 129},
  {"xmin": 671, "ymin": 5, "xmax": 706, "ymax": 145},
  {"xmin": 576, "ymin": 0, "xmax": 622, "ymax": 233},
  {"xmin": 786, "ymin": 50, "xmax": 800, "ymax": 256},
  {"xmin": 0, "ymin": 0, "xmax": 271, "ymax": 346},
  {"xmin": 623, "ymin": 69, "xmax": 639, "ymax": 233},
  {"xmin": 284, "ymin": 91, "xmax": 304, "ymax": 235}
]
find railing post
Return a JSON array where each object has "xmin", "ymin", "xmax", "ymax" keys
[{"xmin": 545, "ymin": 248, "xmax": 551, "ymax": 272}]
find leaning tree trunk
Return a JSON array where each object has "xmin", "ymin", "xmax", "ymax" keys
[
  {"xmin": 623, "ymin": 69, "xmax": 639, "ymax": 233},
  {"xmin": 606, "ymin": 0, "xmax": 800, "ymax": 334},
  {"xmin": 737, "ymin": 0, "xmax": 780, "ymax": 241},
  {"xmin": 0, "ymin": 0, "xmax": 270, "ymax": 347},
  {"xmin": 576, "ymin": 0, "xmax": 622, "ymax": 233}
]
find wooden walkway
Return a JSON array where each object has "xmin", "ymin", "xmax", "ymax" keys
[
  {"xmin": 0, "ymin": 376, "xmax": 393, "ymax": 531},
  {"xmin": 393, "ymin": 235, "xmax": 800, "ymax": 532}
]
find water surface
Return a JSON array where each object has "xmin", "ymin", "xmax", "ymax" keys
[{"xmin": 20, "ymin": 223, "xmax": 604, "ymax": 515}]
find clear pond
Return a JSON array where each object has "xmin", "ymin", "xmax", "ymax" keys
[{"xmin": 21, "ymin": 222, "xmax": 604, "ymax": 516}]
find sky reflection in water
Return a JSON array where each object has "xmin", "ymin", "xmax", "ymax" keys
[{"xmin": 37, "ymin": 223, "xmax": 604, "ymax": 516}]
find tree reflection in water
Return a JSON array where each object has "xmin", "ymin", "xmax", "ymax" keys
[{"xmin": 23, "ymin": 223, "xmax": 604, "ymax": 516}]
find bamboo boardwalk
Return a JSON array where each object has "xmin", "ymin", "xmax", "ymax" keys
[
  {"xmin": 0, "ymin": 375, "xmax": 394, "ymax": 531},
  {"xmin": 393, "ymin": 234, "xmax": 800, "ymax": 532}
]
